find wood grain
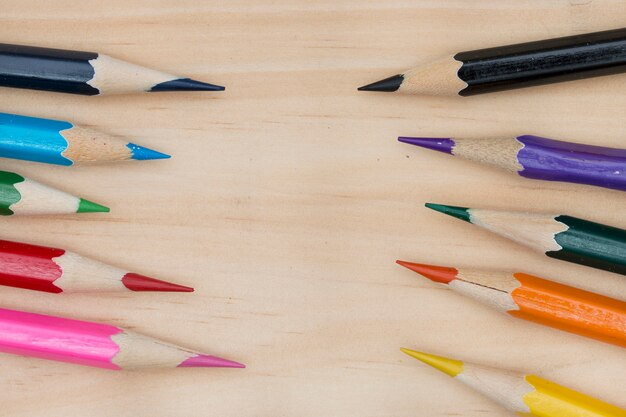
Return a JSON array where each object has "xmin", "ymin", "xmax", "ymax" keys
[{"xmin": 0, "ymin": 1, "xmax": 624, "ymax": 416}]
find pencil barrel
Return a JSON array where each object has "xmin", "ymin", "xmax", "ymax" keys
[
  {"xmin": 511, "ymin": 273, "xmax": 626, "ymax": 347},
  {"xmin": 456, "ymin": 28, "xmax": 626, "ymax": 95},
  {"xmin": 0, "ymin": 307, "xmax": 120, "ymax": 369},
  {"xmin": 550, "ymin": 215, "xmax": 626, "ymax": 275},
  {"xmin": 515, "ymin": 135, "xmax": 626, "ymax": 191},
  {"xmin": 0, "ymin": 43, "xmax": 99, "ymax": 95}
]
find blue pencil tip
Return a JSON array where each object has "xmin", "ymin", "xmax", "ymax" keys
[{"xmin": 127, "ymin": 143, "xmax": 171, "ymax": 161}]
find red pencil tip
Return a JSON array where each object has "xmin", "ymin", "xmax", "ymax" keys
[
  {"xmin": 396, "ymin": 260, "xmax": 458, "ymax": 284},
  {"xmin": 178, "ymin": 354, "xmax": 246, "ymax": 368},
  {"xmin": 122, "ymin": 273, "xmax": 194, "ymax": 292}
]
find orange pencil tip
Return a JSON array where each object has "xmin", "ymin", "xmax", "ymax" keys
[{"xmin": 396, "ymin": 260, "xmax": 458, "ymax": 284}]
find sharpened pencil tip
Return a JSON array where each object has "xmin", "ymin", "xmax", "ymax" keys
[
  {"xmin": 396, "ymin": 260, "xmax": 458, "ymax": 284},
  {"xmin": 179, "ymin": 354, "xmax": 246, "ymax": 368},
  {"xmin": 425, "ymin": 203, "xmax": 471, "ymax": 223},
  {"xmin": 398, "ymin": 137, "xmax": 455, "ymax": 155},
  {"xmin": 358, "ymin": 74, "xmax": 404, "ymax": 92},
  {"xmin": 150, "ymin": 78, "xmax": 225, "ymax": 92},
  {"xmin": 122, "ymin": 273, "xmax": 194, "ymax": 292},
  {"xmin": 77, "ymin": 198, "xmax": 110, "ymax": 213},
  {"xmin": 400, "ymin": 348, "xmax": 463, "ymax": 377},
  {"xmin": 127, "ymin": 143, "xmax": 171, "ymax": 161}
]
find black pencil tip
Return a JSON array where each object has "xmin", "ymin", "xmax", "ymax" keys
[
  {"xmin": 150, "ymin": 78, "xmax": 225, "ymax": 92},
  {"xmin": 358, "ymin": 74, "xmax": 404, "ymax": 92}
]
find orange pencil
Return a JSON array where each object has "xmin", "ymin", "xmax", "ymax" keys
[{"xmin": 397, "ymin": 260, "xmax": 626, "ymax": 347}]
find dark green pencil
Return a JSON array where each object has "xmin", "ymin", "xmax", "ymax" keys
[{"xmin": 425, "ymin": 203, "xmax": 626, "ymax": 277}]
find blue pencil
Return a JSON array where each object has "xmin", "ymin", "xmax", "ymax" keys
[{"xmin": 0, "ymin": 112, "xmax": 170, "ymax": 166}]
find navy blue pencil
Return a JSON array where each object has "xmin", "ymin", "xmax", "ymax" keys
[{"xmin": 0, "ymin": 43, "xmax": 224, "ymax": 96}]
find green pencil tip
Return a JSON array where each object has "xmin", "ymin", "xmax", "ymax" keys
[
  {"xmin": 425, "ymin": 203, "xmax": 471, "ymax": 223},
  {"xmin": 77, "ymin": 198, "xmax": 110, "ymax": 213}
]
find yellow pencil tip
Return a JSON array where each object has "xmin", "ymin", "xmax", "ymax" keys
[{"xmin": 400, "ymin": 348, "xmax": 463, "ymax": 377}]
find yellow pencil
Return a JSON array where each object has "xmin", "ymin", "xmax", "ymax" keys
[{"xmin": 401, "ymin": 348, "xmax": 625, "ymax": 417}]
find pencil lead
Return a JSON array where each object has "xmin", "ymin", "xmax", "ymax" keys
[
  {"xmin": 150, "ymin": 78, "xmax": 225, "ymax": 92},
  {"xmin": 358, "ymin": 74, "xmax": 403, "ymax": 92},
  {"xmin": 400, "ymin": 348, "xmax": 463, "ymax": 377},
  {"xmin": 398, "ymin": 137, "xmax": 454, "ymax": 155},
  {"xmin": 425, "ymin": 203, "xmax": 470, "ymax": 223},
  {"xmin": 179, "ymin": 354, "xmax": 246, "ymax": 368},
  {"xmin": 396, "ymin": 260, "xmax": 457, "ymax": 284},
  {"xmin": 121, "ymin": 273, "xmax": 194, "ymax": 292},
  {"xmin": 77, "ymin": 198, "xmax": 110, "ymax": 213},
  {"xmin": 127, "ymin": 143, "xmax": 171, "ymax": 161}
]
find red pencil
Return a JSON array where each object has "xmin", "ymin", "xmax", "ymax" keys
[{"xmin": 0, "ymin": 239, "xmax": 192, "ymax": 293}]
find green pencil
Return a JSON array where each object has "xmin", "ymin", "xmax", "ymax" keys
[
  {"xmin": 0, "ymin": 170, "xmax": 108, "ymax": 216},
  {"xmin": 426, "ymin": 203, "xmax": 626, "ymax": 277}
]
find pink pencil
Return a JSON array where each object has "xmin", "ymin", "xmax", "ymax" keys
[{"xmin": 0, "ymin": 307, "xmax": 245, "ymax": 370}]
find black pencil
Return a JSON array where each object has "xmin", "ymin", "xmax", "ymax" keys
[
  {"xmin": 359, "ymin": 27, "xmax": 626, "ymax": 96},
  {"xmin": 0, "ymin": 43, "xmax": 224, "ymax": 96}
]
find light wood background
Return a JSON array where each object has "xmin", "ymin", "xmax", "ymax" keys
[{"xmin": 0, "ymin": 1, "xmax": 624, "ymax": 416}]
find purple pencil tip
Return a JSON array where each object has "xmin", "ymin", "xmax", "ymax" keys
[
  {"xmin": 179, "ymin": 354, "xmax": 246, "ymax": 369},
  {"xmin": 398, "ymin": 137, "xmax": 455, "ymax": 155}
]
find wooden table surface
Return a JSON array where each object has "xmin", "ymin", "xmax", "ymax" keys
[{"xmin": 0, "ymin": 1, "xmax": 624, "ymax": 416}]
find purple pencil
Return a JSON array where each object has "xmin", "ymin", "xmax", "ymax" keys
[{"xmin": 398, "ymin": 135, "xmax": 626, "ymax": 192}]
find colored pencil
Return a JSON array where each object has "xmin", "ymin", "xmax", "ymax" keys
[
  {"xmin": 0, "ymin": 238, "xmax": 193, "ymax": 293},
  {"xmin": 426, "ymin": 203, "xmax": 626, "ymax": 275},
  {"xmin": 401, "ymin": 348, "xmax": 625, "ymax": 416},
  {"xmin": 397, "ymin": 261, "xmax": 626, "ymax": 347},
  {"xmin": 0, "ymin": 307, "xmax": 244, "ymax": 370},
  {"xmin": 398, "ymin": 135, "xmax": 626, "ymax": 192},
  {"xmin": 0, "ymin": 112, "xmax": 169, "ymax": 165},
  {"xmin": 0, "ymin": 170, "xmax": 108, "ymax": 215},
  {"xmin": 426, "ymin": 203, "xmax": 626, "ymax": 277},
  {"xmin": 0, "ymin": 43, "xmax": 224, "ymax": 96},
  {"xmin": 358, "ymin": 27, "xmax": 626, "ymax": 96}
]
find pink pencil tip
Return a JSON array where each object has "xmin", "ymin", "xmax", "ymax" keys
[{"xmin": 178, "ymin": 354, "xmax": 246, "ymax": 368}]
